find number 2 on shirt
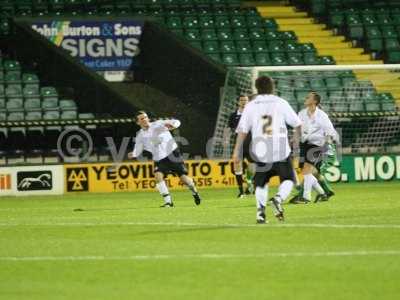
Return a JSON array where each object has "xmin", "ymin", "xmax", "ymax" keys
[{"xmin": 262, "ymin": 115, "xmax": 273, "ymax": 135}]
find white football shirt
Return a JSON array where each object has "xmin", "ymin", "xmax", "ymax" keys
[
  {"xmin": 132, "ymin": 119, "xmax": 181, "ymax": 161},
  {"xmin": 298, "ymin": 107, "xmax": 338, "ymax": 146},
  {"xmin": 236, "ymin": 94, "xmax": 301, "ymax": 163}
]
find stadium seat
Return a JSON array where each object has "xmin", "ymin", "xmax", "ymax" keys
[
  {"xmin": 59, "ymin": 99, "xmax": 77, "ymax": 111},
  {"xmin": 387, "ymin": 50, "xmax": 400, "ymax": 63},
  {"xmin": 61, "ymin": 110, "xmax": 78, "ymax": 119},
  {"xmin": 239, "ymin": 53, "xmax": 255, "ymax": 66},
  {"xmin": 201, "ymin": 29, "xmax": 218, "ymax": 41},
  {"xmin": 233, "ymin": 29, "xmax": 249, "ymax": 41},
  {"xmin": 253, "ymin": 40, "xmax": 268, "ymax": 53},
  {"xmin": 42, "ymin": 98, "xmax": 59, "ymax": 111},
  {"xmin": 254, "ymin": 53, "xmax": 271, "ymax": 65},
  {"xmin": 22, "ymin": 73, "xmax": 40, "ymax": 86},
  {"xmin": 220, "ymin": 41, "xmax": 236, "ymax": 53},
  {"xmin": 217, "ymin": 29, "xmax": 233, "ymax": 41},
  {"xmin": 79, "ymin": 113, "xmax": 95, "ymax": 119},
  {"xmin": 24, "ymin": 98, "xmax": 41, "ymax": 111},
  {"xmin": 203, "ymin": 41, "xmax": 219, "ymax": 53},
  {"xmin": 235, "ymin": 41, "xmax": 252, "ymax": 53},
  {"xmin": 185, "ymin": 29, "xmax": 201, "ymax": 41},
  {"xmin": 43, "ymin": 111, "xmax": 60, "ymax": 120},
  {"xmin": 25, "ymin": 111, "xmax": 42, "ymax": 120},
  {"xmin": 6, "ymin": 98, "xmax": 24, "ymax": 111},
  {"xmin": 23, "ymin": 85, "xmax": 40, "ymax": 98},
  {"xmin": 8, "ymin": 112, "xmax": 24, "ymax": 121},
  {"xmin": 41, "ymin": 86, "xmax": 58, "ymax": 99},
  {"xmin": 221, "ymin": 53, "xmax": 239, "ymax": 65}
]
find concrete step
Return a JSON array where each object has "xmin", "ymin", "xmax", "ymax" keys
[
  {"xmin": 294, "ymin": 30, "xmax": 334, "ymax": 37},
  {"xmin": 314, "ymin": 42, "xmax": 354, "ymax": 49},
  {"xmin": 318, "ymin": 48, "xmax": 365, "ymax": 56},
  {"xmin": 275, "ymin": 18, "xmax": 315, "ymax": 25},
  {"xmin": 334, "ymin": 60, "xmax": 382, "ymax": 64},
  {"xmin": 298, "ymin": 36, "xmax": 346, "ymax": 43},
  {"xmin": 277, "ymin": 23, "xmax": 326, "ymax": 31}
]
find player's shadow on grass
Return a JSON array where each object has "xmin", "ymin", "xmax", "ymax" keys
[
  {"xmin": 73, "ymin": 206, "xmax": 163, "ymax": 212},
  {"xmin": 131, "ymin": 226, "xmax": 239, "ymax": 237}
]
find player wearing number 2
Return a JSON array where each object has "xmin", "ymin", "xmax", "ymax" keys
[
  {"xmin": 128, "ymin": 111, "xmax": 201, "ymax": 207},
  {"xmin": 233, "ymin": 76, "xmax": 302, "ymax": 224}
]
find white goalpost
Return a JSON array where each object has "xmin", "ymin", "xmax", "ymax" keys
[{"xmin": 211, "ymin": 64, "xmax": 400, "ymax": 158}]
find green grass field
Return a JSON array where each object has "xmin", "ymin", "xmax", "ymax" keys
[{"xmin": 0, "ymin": 182, "xmax": 399, "ymax": 300}]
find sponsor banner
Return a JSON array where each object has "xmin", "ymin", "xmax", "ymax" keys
[
  {"xmin": 0, "ymin": 168, "xmax": 14, "ymax": 196},
  {"xmin": 64, "ymin": 160, "xmax": 282, "ymax": 193},
  {"xmin": 0, "ymin": 166, "xmax": 64, "ymax": 196},
  {"xmin": 31, "ymin": 20, "xmax": 143, "ymax": 72},
  {"xmin": 326, "ymin": 154, "xmax": 400, "ymax": 183},
  {"xmin": 14, "ymin": 166, "xmax": 64, "ymax": 196},
  {"xmin": 64, "ymin": 154, "xmax": 400, "ymax": 194}
]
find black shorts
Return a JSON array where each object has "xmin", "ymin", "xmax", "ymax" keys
[
  {"xmin": 299, "ymin": 142, "xmax": 324, "ymax": 171},
  {"xmin": 254, "ymin": 157, "xmax": 295, "ymax": 188},
  {"xmin": 154, "ymin": 149, "xmax": 188, "ymax": 177}
]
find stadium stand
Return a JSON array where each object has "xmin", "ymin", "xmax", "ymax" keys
[{"xmin": 0, "ymin": 0, "xmax": 399, "ymax": 162}]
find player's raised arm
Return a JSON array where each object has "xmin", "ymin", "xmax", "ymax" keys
[{"xmin": 157, "ymin": 119, "xmax": 181, "ymax": 130}]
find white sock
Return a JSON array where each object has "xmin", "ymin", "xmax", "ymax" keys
[
  {"xmin": 303, "ymin": 174, "xmax": 313, "ymax": 201},
  {"xmin": 311, "ymin": 175, "xmax": 325, "ymax": 195},
  {"xmin": 185, "ymin": 177, "xmax": 198, "ymax": 195},
  {"xmin": 255, "ymin": 186, "xmax": 268, "ymax": 209},
  {"xmin": 156, "ymin": 181, "xmax": 172, "ymax": 204},
  {"xmin": 276, "ymin": 180, "xmax": 293, "ymax": 202}
]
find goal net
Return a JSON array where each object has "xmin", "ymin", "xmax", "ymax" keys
[{"xmin": 211, "ymin": 64, "xmax": 400, "ymax": 158}]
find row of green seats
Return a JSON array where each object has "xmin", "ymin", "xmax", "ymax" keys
[
  {"xmin": 176, "ymin": 29, "xmax": 296, "ymax": 43},
  {"xmin": 1, "ymin": 85, "xmax": 58, "ymax": 99},
  {"xmin": 188, "ymin": 39, "xmax": 310, "ymax": 52},
  {"xmin": 275, "ymin": 78, "xmax": 360, "ymax": 91},
  {"xmin": 0, "ymin": 0, "xmax": 242, "ymax": 6},
  {"xmin": 175, "ymin": 28, "xmax": 295, "ymax": 42},
  {"xmin": 165, "ymin": 16, "xmax": 277, "ymax": 29},
  {"xmin": 300, "ymin": 0, "xmax": 400, "ymax": 15},
  {"xmin": 348, "ymin": 25, "xmax": 400, "ymax": 41},
  {"xmin": 0, "ymin": 98, "xmax": 77, "ymax": 112},
  {"xmin": 207, "ymin": 52, "xmax": 335, "ymax": 66},
  {"xmin": 0, "ymin": 72, "xmax": 39, "ymax": 85},
  {"xmin": 330, "ymin": 11, "xmax": 400, "ymax": 28},
  {"xmin": 0, "ymin": 111, "xmax": 93, "ymax": 121},
  {"xmin": 261, "ymin": 70, "xmax": 356, "ymax": 79}
]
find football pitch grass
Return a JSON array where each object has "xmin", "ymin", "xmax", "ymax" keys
[{"xmin": 0, "ymin": 182, "xmax": 399, "ymax": 300}]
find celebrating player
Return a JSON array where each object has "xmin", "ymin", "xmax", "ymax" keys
[
  {"xmin": 226, "ymin": 95, "xmax": 255, "ymax": 198},
  {"xmin": 128, "ymin": 111, "xmax": 201, "ymax": 207},
  {"xmin": 290, "ymin": 91, "xmax": 338, "ymax": 204},
  {"xmin": 233, "ymin": 76, "xmax": 302, "ymax": 224}
]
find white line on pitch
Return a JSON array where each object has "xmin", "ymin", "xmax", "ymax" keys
[
  {"xmin": 1, "ymin": 251, "xmax": 400, "ymax": 261},
  {"xmin": 0, "ymin": 222, "xmax": 400, "ymax": 229}
]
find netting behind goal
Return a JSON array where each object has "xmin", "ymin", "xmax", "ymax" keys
[{"xmin": 211, "ymin": 65, "xmax": 400, "ymax": 158}]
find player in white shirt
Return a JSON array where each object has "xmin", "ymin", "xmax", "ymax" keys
[
  {"xmin": 128, "ymin": 111, "xmax": 201, "ymax": 207},
  {"xmin": 292, "ymin": 91, "xmax": 339, "ymax": 204},
  {"xmin": 233, "ymin": 76, "xmax": 302, "ymax": 224}
]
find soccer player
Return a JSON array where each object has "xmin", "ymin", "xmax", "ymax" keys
[
  {"xmin": 290, "ymin": 91, "xmax": 338, "ymax": 204},
  {"xmin": 233, "ymin": 76, "xmax": 302, "ymax": 224},
  {"xmin": 226, "ymin": 95, "xmax": 255, "ymax": 198},
  {"xmin": 128, "ymin": 111, "xmax": 201, "ymax": 207}
]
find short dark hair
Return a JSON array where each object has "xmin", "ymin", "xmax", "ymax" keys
[
  {"xmin": 237, "ymin": 94, "xmax": 248, "ymax": 101},
  {"xmin": 135, "ymin": 110, "xmax": 147, "ymax": 121},
  {"xmin": 310, "ymin": 91, "xmax": 321, "ymax": 105},
  {"xmin": 255, "ymin": 76, "xmax": 274, "ymax": 94}
]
